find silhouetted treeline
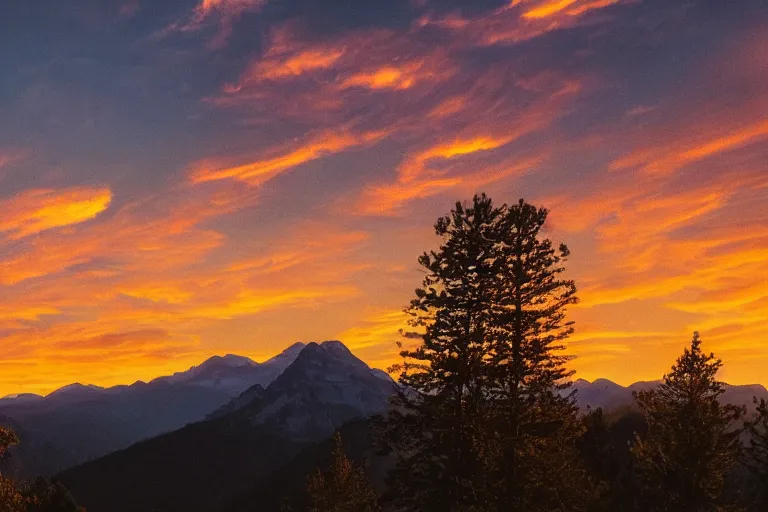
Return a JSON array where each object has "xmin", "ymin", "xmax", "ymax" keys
[
  {"xmin": 295, "ymin": 195, "xmax": 768, "ymax": 512},
  {"xmin": 0, "ymin": 427, "xmax": 83, "ymax": 512}
]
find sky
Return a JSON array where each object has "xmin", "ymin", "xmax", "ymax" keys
[{"xmin": 0, "ymin": 0, "xmax": 766, "ymax": 396}]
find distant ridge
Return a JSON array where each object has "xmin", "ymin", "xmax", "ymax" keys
[
  {"xmin": 21, "ymin": 343, "xmax": 308, "ymax": 399},
  {"xmin": 0, "ymin": 342, "xmax": 311, "ymax": 476},
  {"xmin": 0, "ymin": 393, "xmax": 44, "ymax": 403},
  {"xmin": 572, "ymin": 378, "xmax": 768, "ymax": 411}
]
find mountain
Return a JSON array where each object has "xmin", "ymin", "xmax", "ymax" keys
[
  {"xmin": 573, "ymin": 378, "xmax": 768, "ymax": 412},
  {"xmin": 228, "ymin": 340, "xmax": 394, "ymax": 440},
  {"xmin": 0, "ymin": 344, "xmax": 305, "ymax": 476},
  {"xmin": 154, "ymin": 343, "xmax": 306, "ymax": 394},
  {"xmin": 0, "ymin": 393, "xmax": 44, "ymax": 404},
  {"xmin": 58, "ymin": 341, "xmax": 395, "ymax": 512}
]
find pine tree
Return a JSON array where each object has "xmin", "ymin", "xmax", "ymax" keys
[
  {"xmin": 22, "ymin": 478, "xmax": 83, "ymax": 512},
  {"xmin": 382, "ymin": 195, "xmax": 588, "ymax": 511},
  {"xmin": 305, "ymin": 432, "xmax": 378, "ymax": 512},
  {"xmin": 0, "ymin": 426, "xmax": 24, "ymax": 512},
  {"xmin": 744, "ymin": 398, "xmax": 768, "ymax": 510},
  {"xmin": 0, "ymin": 427, "xmax": 18, "ymax": 462},
  {"xmin": 0, "ymin": 427, "xmax": 83, "ymax": 512},
  {"xmin": 579, "ymin": 408, "xmax": 614, "ymax": 510},
  {"xmin": 631, "ymin": 332, "xmax": 744, "ymax": 511},
  {"xmin": 383, "ymin": 194, "xmax": 502, "ymax": 511},
  {"xmin": 485, "ymin": 199, "xmax": 589, "ymax": 511}
]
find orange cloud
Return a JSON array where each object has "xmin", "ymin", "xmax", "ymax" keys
[
  {"xmin": 228, "ymin": 226, "xmax": 368, "ymax": 275},
  {"xmin": 519, "ymin": 0, "xmax": 580, "ymax": 19},
  {"xmin": 161, "ymin": 0, "xmax": 267, "ymax": 48},
  {"xmin": 610, "ymin": 119, "xmax": 768, "ymax": 175},
  {"xmin": 336, "ymin": 57, "xmax": 453, "ymax": 92},
  {"xmin": 119, "ymin": 286, "xmax": 194, "ymax": 305},
  {"xmin": 0, "ymin": 306, "xmax": 60, "ymax": 322},
  {"xmin": 420, "ymin": 0, "xmax": 624, "ymax": 47},
  {"xmin": 246, "ymin": 47, "xmax": 346, "ymax": 83},
  {"xmin": 0, "ymin": 187, "xmax": 112, "ymax": 240},
  {"xmin": 190, "ymin": 130, "xmax": 386, "ymax": 185},
  {"xmin": 215, "ymin": 23, "xmax": 457, "ymax": 126},
  {"xmin": 196, "ymin": 0, "xmax": 266, "ymax": 17},
  {"xmin": 0, "ymin": 184, "xmax": 242, "ymax": 285},
  {"xmin": 515, "ymin": 0, "xmax": 620, "ymax": 19},
  {"xmin": 228, "ymin": 25, "xmax": 455, "ymax": 91},
  {"xmin": 187, "ymin": 286, "xmax": 358, "ymax": 320},
  {"xmin": 355, "ymin": 136, "xmax": 512, "ymax": 215},
  {"xmin": 339, "ymin": 66, "xmax": 416, "ymax": 90},
  {"xmin": 355, "ymin": 74, "xmax": 580, "ymax": 215}
]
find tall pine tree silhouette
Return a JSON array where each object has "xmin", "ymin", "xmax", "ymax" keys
[
  {"xmin": 631, "ymin": 332, "xmax": 744, "ymax": 511},
  {"xmin": 383, "ymin": 195, "xmax": 588, "ymax": 511},
  {"xmin": 384, "ymin": 194, "xmax": 501, "ymax": 511},
  {"xmin": 485, "ymin": 199, "xmax": 589, "ymax": 511}
]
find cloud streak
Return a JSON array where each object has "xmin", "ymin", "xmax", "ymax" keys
[{"xmin": 0, "ymin": 188, "xmax": 112, "ymax": 241}]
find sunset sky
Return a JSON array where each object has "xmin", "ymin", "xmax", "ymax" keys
[{"xmin": 1, "ymin": 0, "xmax": 767, "ymax": 396}]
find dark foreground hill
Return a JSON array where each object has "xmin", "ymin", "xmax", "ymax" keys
[
  {"xmin": 58, "ymin": 341, "xmax": 395, "ymax": 512},
  {"xmin": 224, "ymin": 419, "xmax": 388, "ymax": 512}
]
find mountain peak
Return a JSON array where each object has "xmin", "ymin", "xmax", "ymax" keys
[
  {"xmin": 320, "ymin": 340, "xmax": 352, "ymax": 355},
  {"xmin": 262, "ymin": 342, "xmax": 306, "ymax": 365},
  {"xmin": 293, "ymin": 340, "xmax": 362, "ymax": 367},
  {"xmin": 284, "ymin": 341, "xmax": 307, "ymax": 352},
  {"xmin": 236, "ymin": 339, "xmax": 395, "ymax": 441},
  {"xmin": 47, "ymin": 383, "xmax": 105, "ymax": 399},
  {"xmin": 0, "ymin": 392, "xmax": 44, "ymax": 402},
  {"xmin": 199, "ymin": 354, "xmax": 257, "ymax": 369},
  {"xmin": 592, "ymin": 378, "xmax": 621, "ymax": 388}
]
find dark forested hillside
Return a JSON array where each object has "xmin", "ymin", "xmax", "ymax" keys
[
  {"xmin": 58, "ymin": 413, "xmax": 306, "ymax": 512},
  {"xmin": 224, "ymin": 419, "xmax": 384, "ymax": 512}
]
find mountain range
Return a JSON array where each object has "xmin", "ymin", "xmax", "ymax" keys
[
  {"xmin": 57, "ymin": 340, "xmax": 395, "ymax": 512},
  {"xmin": 572, "ymin": 378, "xmax": 768, "ymax": 412},
  {"xmin": 0, "ymin": 342, "xmax": 307, "ymax": 476},
  {"xmin": 2, "ymin": 340, "xmax": 766, "ymax": 511}
]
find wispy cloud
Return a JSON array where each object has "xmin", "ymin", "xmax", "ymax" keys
[
  {"xmin": 190, "ymin": 129, "xmax": 388, "ymax": 185},
  {"xmin": 0, "ymin": 187, "xmax": 112, "ymax": 241}
]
